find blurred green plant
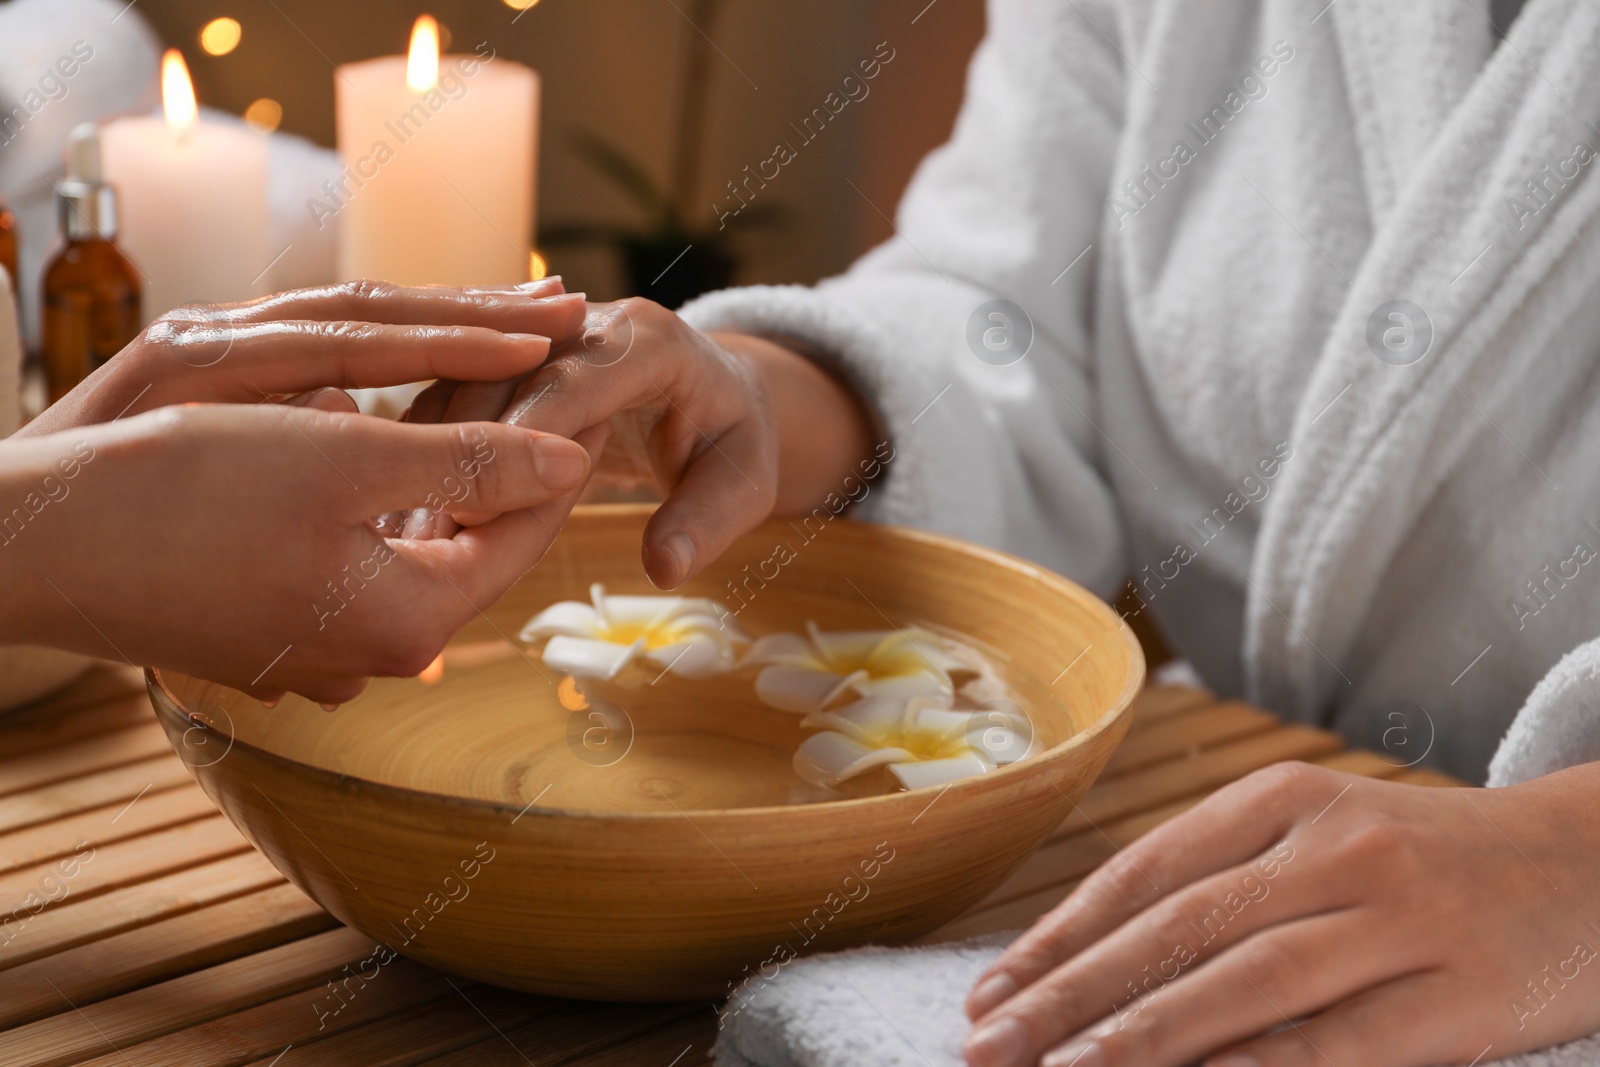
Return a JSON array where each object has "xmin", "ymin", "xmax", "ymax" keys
[{"xmin": 538, "ymin": 0, "xmax": 787, "ymax": 307}]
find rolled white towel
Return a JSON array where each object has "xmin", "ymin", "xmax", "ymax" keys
[{"xmin": 713, "ymin": 933, "xmax": 1600, "ymax": 1067}]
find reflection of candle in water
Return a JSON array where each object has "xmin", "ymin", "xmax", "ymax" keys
[
  {"xmin": 333, "ymin": 15, "xmax": 539, "ymax": 286},
  {"xmin": 416, "ymin": 640, "xmax": 523, "ymax": 683},
  {"xmin": 101, "ymin": 50, "xmax": 269, "ymax": 322}
]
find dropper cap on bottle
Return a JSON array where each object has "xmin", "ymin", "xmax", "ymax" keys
[{"xmin": 57, "ymin": 123, "xmax": 120, "ymax": 241}]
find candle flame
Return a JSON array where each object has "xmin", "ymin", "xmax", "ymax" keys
[
  {"xmin": 417, "ymin": 652, "xmax": 445, "ymax": 685},
  {"xmin": 162, "ymin": 49, "xmax": 199, "ymax": 133},
  {"xmin": 407, "ymin": 15, "xmax": 440, "ymax": 92}
]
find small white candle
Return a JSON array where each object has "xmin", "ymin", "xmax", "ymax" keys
[
  {"xmin": 331, "ymin": 16, "xmax": 538, "ymax": 287},
  {"xmin": 101, "ymin": 50, "xmax": 270, "ymax": 323}
]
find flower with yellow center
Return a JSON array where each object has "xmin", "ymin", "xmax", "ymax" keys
[
  {"xmin": 519, "ymin": 583, "xmax": 745, "ymax": 680},
  {"xmin": 743, "ymin": 623, "xmax": 967, "ymax": 713},
  {"xmin": 792, "ymin": 693, "xmax": 1031, "ymax": 791}
]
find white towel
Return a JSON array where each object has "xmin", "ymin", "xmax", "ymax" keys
[{"xmin": 714, "ymin": 935, "xmax": 1600, "ymax": 1067}]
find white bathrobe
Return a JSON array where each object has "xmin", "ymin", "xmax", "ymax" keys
[{"xmin": 683, "ymin": 0, "xmax": 1600, "ymax": 787}]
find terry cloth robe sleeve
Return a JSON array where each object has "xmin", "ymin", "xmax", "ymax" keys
[
  {"xmin": 1488, "ymin": 636, "xmax": 1600, "ymax": 787},
  {"xmin": 679, "ymin": 0, "xmax": 1130, "ymax": 599}
]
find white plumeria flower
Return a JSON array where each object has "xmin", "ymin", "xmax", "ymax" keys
[
  {"xmin": 519, "ymin": 583, "xmax": 746, "ymax": 681},
  {"xmin": 743, "ymin": 623, "xmax": 969, "ymax": 713},
  {"xmin": 792, "ymin": 693, "xmax": 1032, "ymax": 792}
]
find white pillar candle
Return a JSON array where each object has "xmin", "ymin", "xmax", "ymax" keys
[
  {"xmin": 101, "ymin": 50, "xmax": 269, "ymax": 323},
  {"xmin": 330, "ymin": 16, "xmax": 538, "ymax": 287}
]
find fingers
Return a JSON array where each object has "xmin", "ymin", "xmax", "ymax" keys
[
  {"xmin": 641, "ymin": 414, "xmax": 777, "ymax": 587},
  {"xmin": 403, "ymin": 423, "xmax": 611, "ymax": 609},
  {"xmin": 970, "ymin": 763, "xmax": 1335, "ymax": 1022},
  {"xmin": 441, "ymin": 377, "xmax": 530, "ymax": 427},
  {"xmin": 209, "ymin": 278, "xmax": 584, "ymax": 338},
  {"xmin": 968, "ymin": 843, "xmax": 1330, "ymax": 1060},
  {"xmin": 282, "ymin": 387, "xmax": 360, "ymax": 414},
  {"xmin": 497, "ymin": 299, "xmax": 668, "ymax": 439},
  {"xmin": 1204, "ymin": 971, "xmax": 1471, "ymax": 1067},
  {"xmin": 142, "ymin": 319, "xmax": 557, "ymax": 400},
  {"xmin": 1021, "ymin": 912, "xmax": 1400, "ymax": 1067},
  {"xmin": 400, "ymin": 379, "xmax": 458, "ymax": 424},
  {"xmin": 323, "ymin": 415, "xmax": 591, "ymax": 517}
]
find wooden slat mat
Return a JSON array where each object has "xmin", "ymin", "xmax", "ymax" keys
[{"xmin": 0, "ymin": 666, "xmax": 1463, "ymax": 1066}]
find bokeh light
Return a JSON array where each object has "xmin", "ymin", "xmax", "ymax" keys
[
  {"xmin": 504, "ymin": 0, "xmax": 540, "ymax": 10},
  {"xmin": 529, "ymin": 250, "xmax": 548, "ymax": 281},
  {"xmin": 199, "ymin": 17, "xmax": 243, "ymax": 56},
  {"xmin": 243, "ymin": 98, "xmax": 282, "ymax": 132}
]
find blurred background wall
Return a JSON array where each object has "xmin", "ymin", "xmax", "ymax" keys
[{"xmin": 131, "ymin": 0, "xmax": 985, "ymax": 299}]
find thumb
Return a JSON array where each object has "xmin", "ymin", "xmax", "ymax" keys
[{"xmin": 327, "ymin": 415, "xmax": 591, "ymax": 516}]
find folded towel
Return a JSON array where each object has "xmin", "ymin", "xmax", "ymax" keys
[
  {"xmin": 716, "ymin": 934, "xmax": 1016, "ymax": 1067},
  {"xmin": 714, "ymin": 935, "xmax": 1600, "ymax": 1067}
]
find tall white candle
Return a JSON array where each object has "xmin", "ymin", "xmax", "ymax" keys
[
  {"xmin": 331, "ymin": 16, "xmax": 538, "ymax": 287},
  {"xmin": 101, "ymin": 50, "xmax": 270, "ymax": 323}
]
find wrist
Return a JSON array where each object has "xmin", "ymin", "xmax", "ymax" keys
[
  {"xmin": 0, "ymin": 431, "xmax": 102, "ymax": 644},
  {"xmin": 711, "ymin": 331, "xmax": 876, "ymax": 515}
]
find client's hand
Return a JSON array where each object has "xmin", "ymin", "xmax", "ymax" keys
[
  {"xmin": 19, "ymin": 277, "xmax": 585, "ymax": 436},
  {"xmin": 961, "ymin": 761, "xmax": 1600, "ymax": 1067},
  {"xmin": 1, "ymin": 403, "xmax": 600, "ymax": 704},
  {"xmin": 406, "ymin": 298, "xmax": 875, "ymax": 588}
]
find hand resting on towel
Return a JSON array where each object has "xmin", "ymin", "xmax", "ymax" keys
[{"xmin": 960, "ymin": 760, "xmax": 1600, "ymax": 1067}]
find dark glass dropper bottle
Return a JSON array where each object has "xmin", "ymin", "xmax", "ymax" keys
[{"xmin": 42, "ymin": 123, "xmax": 142, "ymax": 405}]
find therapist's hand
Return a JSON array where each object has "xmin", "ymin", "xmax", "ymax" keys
[
  {"xmin": 1, "ymin": 403, "xmax": 601, "ymax": 704},
  {"xmin": 962, "ymin": 761, "xmax": 1600, "ymax": 1067},
  {"xmin": 18, "ymin": 277, "xmax": 585, "ymax": 436}
]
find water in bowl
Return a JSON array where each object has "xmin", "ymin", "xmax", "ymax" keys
[{"xmin": 211, "ymin": 626, "xmax": 1074, "ymax": 815}]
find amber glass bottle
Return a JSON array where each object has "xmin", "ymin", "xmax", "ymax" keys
[{"xmin": 42, "ymin": 124, "xmax": 141, "ymax": 405}]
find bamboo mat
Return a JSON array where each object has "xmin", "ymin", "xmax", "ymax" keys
[{"xmin": 0, "ymin": 666, "xmax": 1464, "ymax": 1067}]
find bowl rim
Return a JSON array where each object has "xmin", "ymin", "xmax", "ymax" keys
[{"xmin": 148, "ymin": 506, "xmax": 1145, "ymax": 822}]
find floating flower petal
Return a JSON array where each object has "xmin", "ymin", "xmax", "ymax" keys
[
  {"xmin": 520, "ymin": 584, "xmax": 744, "ymax": 680},
  {"xmin": 746, "ymin": 622, "xmax": 963, "ymax": 713},
  {"xmin": 791, "ymin": 694, "xmax": 1026, "ymax": 791}
]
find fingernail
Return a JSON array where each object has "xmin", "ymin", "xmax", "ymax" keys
[
  {"xmin": 320, "ymin": 702, "xmax": 339, "ymax": 713},
  {"xmin": 964, "ymin": 1017, "xmax": 1029, "ymax": 1067},
  {"xmin": 1042, "ymin": 1041, "xmax": 1106, "ymax": 1067},
  {"xmin": 969, "ymin": 973, "xmax": 1018, "ymax": 1018},
  {"xmin": 400, "ymin": 506, "xmax": 433, "ymax": 540},
  {"xmin": 1204, "ymin": 1057, "xmax": 1258, "ymax": 1067},
  {"xmin": 532, "ymin": 436, "xmax": 589, "ymax": 489},
  {"xmin": 260, "ymin": 698, "xmax": 279, "ymax": 709},
  {"xmin": 505, "ymin": 332, "xmax": 552, "ymax": 344},
  {"xmin": 516, "ymin": 276, "xmax": 560, "ymax": 290},
  {"xmin": 658, "ymin": 533, "xmax": 695, "ymax": 587}
]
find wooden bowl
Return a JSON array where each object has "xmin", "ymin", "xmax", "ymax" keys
[{"xmin": 147, "ymin": 504, "xmax": 1143, "ymax": 1001}]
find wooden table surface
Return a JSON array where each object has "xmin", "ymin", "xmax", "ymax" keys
[{"xmin": 0, "ymin": 666, "xmax": 1463, "ymax": 1067}]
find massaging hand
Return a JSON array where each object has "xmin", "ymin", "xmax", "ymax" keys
[
  {"xmin": 2, "ymin": 279, "xmax": 603, "ymax": 703},
  {"xmin": 2, "ymin": 404, "xmax": 600, "ymax": 704},
  {"xmin": 18, "ymin": 277, "xmax": 585, "ymax": 437},
  {"xmin": 404, "ymin": 297, "xmax": 874, "ymax": 588},
  {"xmin": 961, "ymin": 761, "xmax": 1600, "ymax": 1067}
]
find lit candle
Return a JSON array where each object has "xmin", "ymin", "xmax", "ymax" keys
[
  {"xmin": 331, "ymin": 16, "xmax": 539, "ymax": 286},
  {"xmin": 100, "ymin": 51, "xmax": 270, "ymax": 322}
]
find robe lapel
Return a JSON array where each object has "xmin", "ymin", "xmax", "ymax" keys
[
  {"xmin": 1329, "ymin": 0, "xmax": 1494, "ymax": 225},
  {"xmin": 1246, "ymin": 0, "xmax": 1600, "ymax": 716}
]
